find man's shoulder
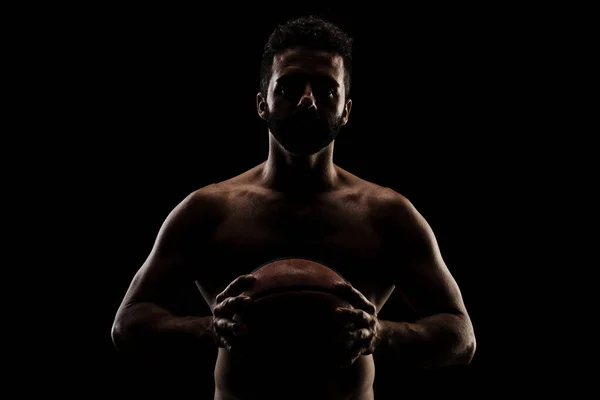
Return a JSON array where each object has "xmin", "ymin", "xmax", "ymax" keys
[
  {"xmin": 182, "ymin": 183, "xmax": 238, "ymax": 209},
  {"xmin": 181, "ymin": 167, "xmax": 266, "ymax": 212},
  {"xmin": 337, "ymin": 170, "xmax": 420, "ymax": 232},
  {"xmin": 337, "ymin": 168, "xmax": 413, "ymax": 212},
  {"xmin": 366, "ymin": 185, "xmax": 416, "ymax": 223},
  {"xmin": 171, "ymin": 183, "xmax": 234, "ymax": 220}
]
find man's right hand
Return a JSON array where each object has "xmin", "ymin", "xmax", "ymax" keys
[{"xmin": 212, "ymin": 274, "xmax": 256, "ymax": 352}]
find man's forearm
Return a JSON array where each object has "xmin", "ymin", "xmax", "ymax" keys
[
  {"xmin": 111, "ymin": 302, "xmax": 215, "ymax": 355},
  {"xmin": 377, "ymin": 313, "xmax": 476, "ymax": 369}
]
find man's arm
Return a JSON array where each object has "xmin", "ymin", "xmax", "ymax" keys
[
  {"xmin": 375, "ymin": 190, "xmax": 476, "ymax": 369},
  {"xmin": 111, "ymin": 189, "xmax": 219, "ymax": 356}
]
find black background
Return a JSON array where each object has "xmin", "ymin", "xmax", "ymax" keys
[{"xmin": 38, "ymin": 3, "xmax": 583, "ymax": 398}]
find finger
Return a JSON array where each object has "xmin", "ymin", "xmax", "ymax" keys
[
  {"xmin": 337, "ymin": 342, "xmax": 371, "ymax": 366},
  {"xmin": 340, "ymin": 353, "xmax": 362, "ymax": 369},
  {"xmin": 355, "ymin": 337, "xmax": 377, "ymax": 356},
  {"xmin": 334, "ymin": 283, "xmax": 377, "ymax": 315},
  {"xmin": 221, "ymin": 334, "xmax": 251, "ymax": 356},
  {"xmin": 214, "ymin": 295, "xmax": 252, "ymax": 318},
  {"xmin": 334, "ymin": 336, "xmax": 365, "ymax": 368},
  {"xmin": 215, "ymin": 274, "xmax": 256, "ymax": 304},
  {"xmin": 349, "ymin": 354, "xmax": 362, "ymax": 366},
  {"xmin": 350, "ymin": 330, "xmax": 379, "ymax": 356},
  {"xmin": 215, "ymin": 334, "xmax": 229, "ymax": 349},
  {"xmin": 339, "ymin": 328, "xmax": 373, "ymax": 347},
  {"xmin": 335, "ymin": 308, "xmax": 377, "ymax": 330},
  {"xmin": 336, "ymin": 331, "xmax": 372, "ymax": 356},
  {"xmin": 352, "ymin": 328, "xmax": 372, "ymax": 342},
  {"xmin": 214, "ymin": 318, "xmax": 248, "ymax": 337},
  {"xmin": 335, "ymin": 307, "xmax": 374, "ymax": 326}
]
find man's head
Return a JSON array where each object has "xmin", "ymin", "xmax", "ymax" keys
[{"xmin": 256, "ymin": 16, "xmax": 354, "ymax": 156}]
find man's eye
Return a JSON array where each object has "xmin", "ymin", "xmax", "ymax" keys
[
  {"xmin": 318, "ymin": 87, "xmax": 336, "ymax": 98},
  {"xmin": 275, "ymin": 84, "xmax": 287, "ymax": 95},
  {"xmin": 275, "ymin": 84, "xmax": 295, "ymax": 96}
]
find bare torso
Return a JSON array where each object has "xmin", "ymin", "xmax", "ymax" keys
[{"xmin": 193, "ymin": 164, "xmax": 399, "ymax": 400}]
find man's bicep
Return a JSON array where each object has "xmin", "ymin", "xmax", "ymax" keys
[
  {"xmin": 384, "ymin": 194, "xmax": 468, "ymax": 318},
  {"xmin": 123, "ymin": 253, "xmax": 192, "ymax": 310},
  {"xmin": 397, "ymin": 253, "xmax": 467, "ymax": 319},
  {"xmin": 120, "ymin": 192, "xmax": 212, "ymax": 312}
]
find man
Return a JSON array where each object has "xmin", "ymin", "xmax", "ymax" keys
[{"xmin": 112, "ymin": 16, "xmax": 476, "ymax": 400}]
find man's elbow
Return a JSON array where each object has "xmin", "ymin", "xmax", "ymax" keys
[
  {"xmin": 454, "ymin": 326, "xmax": 476, "ymax": 365},
  {"xmin": 111, "ymin": 315, "xmax": 126, "ymax": 351},
  {"xmin": 460, "ymin": 334, "xmax": 476, "ymax": 364},
  {"xmin": 111, "ymin": 308, "xmax": 137, "ymax": 353}
]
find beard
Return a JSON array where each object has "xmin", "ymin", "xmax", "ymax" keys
[{"xmin": 265, "ymin": 107, "xmax": 344, "ymax": 156}]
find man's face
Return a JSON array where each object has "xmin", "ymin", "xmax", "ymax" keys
[{"xmin": 258, "ymin": 47, "xmax": 352, "ymax": 156}]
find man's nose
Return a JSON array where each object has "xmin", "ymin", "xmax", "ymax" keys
[{"xmin": 298, "ymin": 83, "xmax": 317, "ymax": 110}]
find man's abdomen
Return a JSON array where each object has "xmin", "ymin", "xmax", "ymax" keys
[{"xmin": 214, "ymin": 348, "xmax": 375, "ymax": 400}]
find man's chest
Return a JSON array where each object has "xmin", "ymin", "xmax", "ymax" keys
[{"xmin": 197, "ymin": 199, "xmax": 392, "ymax": 298}]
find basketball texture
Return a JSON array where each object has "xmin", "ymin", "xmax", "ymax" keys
[{"xmin": 234, "ymin": 258, "xmax": 352, "ymax": 358}]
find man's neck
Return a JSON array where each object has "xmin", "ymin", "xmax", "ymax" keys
[{"xmin": 261, "ymin": 137, "xmax": 338, "ymax": 194}]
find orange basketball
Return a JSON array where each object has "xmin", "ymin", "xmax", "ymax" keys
[
  {"xmin": 234, "ymin": 258, "xmax": 352, "ymax": 358},
  {"xmin": 243, "ymin": 257, "xmax": 350, "ymax": 303}
]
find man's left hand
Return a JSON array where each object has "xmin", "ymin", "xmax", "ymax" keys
[{"xmin": 333, "ymin": 282, "xmax": 382, "ymax": 368}]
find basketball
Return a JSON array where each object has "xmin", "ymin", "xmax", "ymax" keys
[{"xmin": 233, "ymin": 258, "xmax": 352, "ymax": 358}]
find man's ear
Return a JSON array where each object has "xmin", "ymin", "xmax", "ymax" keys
[
  {"xmin": 256, "ymin": 92, "xmax": 268, "ymax": 120},
  {"xmin": 341, "ymin": 98, "xmax": 353, "ymax": 125}
]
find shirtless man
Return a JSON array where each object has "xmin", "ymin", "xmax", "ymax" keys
[{"xmin": 111, "ymin": 16, "xmax": 476, "ymax": 400}]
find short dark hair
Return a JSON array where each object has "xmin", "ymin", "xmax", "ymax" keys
[{"xmin": 260, "ymin": 16, "xmax": 353, "ymax": 99}]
